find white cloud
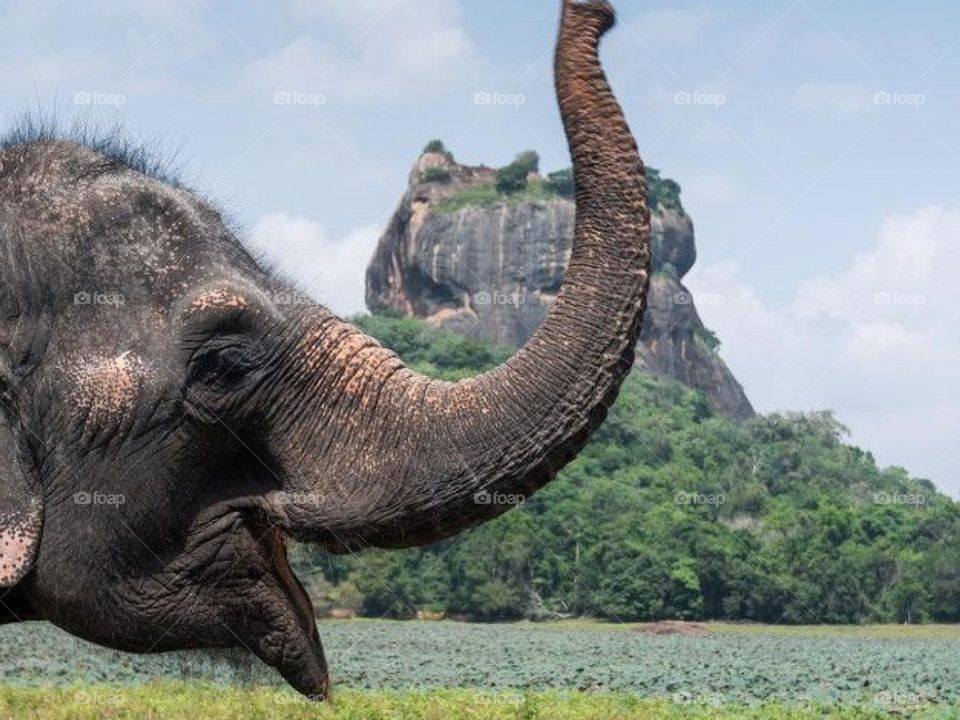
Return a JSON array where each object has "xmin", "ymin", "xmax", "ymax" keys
[
  {"xmin": 688, "ymin": 207, "xmax": 960, "ymax": 494},
  {"xmin": 249, "ymin": 213, "xmax": 381, "ymax": 317},
  {"xmin": 243, "ymin": 0, "xmax": 474, "ymax": 103},
  {"xmin": 791, "ymin": 82, "xmax": 878, "ymax": 118}
]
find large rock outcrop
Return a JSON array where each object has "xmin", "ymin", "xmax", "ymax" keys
[{"xmin": 366, "ymin": 149, "xmax": 754, "ymax": 421}]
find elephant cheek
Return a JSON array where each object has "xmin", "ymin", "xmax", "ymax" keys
[
  {"xmin": 61, "ymin": 351, "xmax": 150, "ymax": 429},
  {"xmin": 0, "ymin": 502, "xmax": 42, "ymax": 586}
]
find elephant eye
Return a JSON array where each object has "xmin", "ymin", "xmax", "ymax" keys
[{"xmin": 190, "ymin": 342, "xmax": 260, "ymax": 388}]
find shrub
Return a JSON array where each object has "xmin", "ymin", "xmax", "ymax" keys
[
  {"xmin": 496, "ymin": 163, "xmax": 529, "ymax": 194},
  {"xmin": 423, "ymin": 139, "xmax": 455, "ymax": 163},
  {"xmin": 423, "ymin": 139, "xmax": 447, "ymax": 154},
  {"xmin": 513, "ymin": 150, "xmax": 540, "ymax": 174},
  {"xmin": 546, "ymin": 168, "xmax": 575, "ymax": 197},
  {"xmin": 694, "ymin": 325, "xmax": 721, "ymax": 352},
  {"xmin": 420, "ymin": 166, "xmax": 452, "ymax": 184},
  {"xmin": 495, "ymin": 151, "xmax": 541, "ymax": 195},
  {"xmin": 647, "ymin": 166, "xmax": 683, "ymax": 212}
]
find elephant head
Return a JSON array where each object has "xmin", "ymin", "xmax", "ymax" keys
[{"xmin": 0, "ymin": 0, "xmax": 648, "ymax": 699}]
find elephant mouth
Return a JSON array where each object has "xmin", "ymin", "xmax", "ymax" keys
[
  {"xmin": 245, "ymin": 511, "xmax": 320, "ymax": 639},
  {"xmin": 243, "ymin": 507, "xmax": 330, "ymax": 698}
]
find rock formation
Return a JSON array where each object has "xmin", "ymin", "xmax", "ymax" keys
[{"xmin": 366, "ymin": 148, "xmax": 754, "ymax": 420}]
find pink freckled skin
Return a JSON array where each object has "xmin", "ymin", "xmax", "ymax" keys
[
  {"xmin": 0, "ymin": 505, "xmax": 41, "ymax": 586},
  {"xmin": 188, "ymin": 289, "xmax": 249, "ymax": 313},
  {"xmin": 63, "ymin": 352, "xmax": 147, "ymax": 426}
]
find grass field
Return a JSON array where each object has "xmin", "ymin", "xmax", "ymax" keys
[
  {"xmin": 531, "ymin": 619, "xmax": 960, "ymax": 639},
  {"xmin": 2, "ymin": 620, "xmax": 959, "ymax": 718},
  {"xmin": 3, "ymin": 686, "xmax": 960, "ymax": 720}
]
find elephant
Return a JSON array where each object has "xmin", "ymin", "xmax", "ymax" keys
[{"xmin": 0, "ymin": 0, "xmax": 649, "ymax": 701}]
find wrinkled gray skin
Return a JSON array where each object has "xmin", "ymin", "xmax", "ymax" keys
[{"xmin": 0, "ymin": 0, "xmax": 649, "ymax": 700}]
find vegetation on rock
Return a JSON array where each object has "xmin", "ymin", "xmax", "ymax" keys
[
  {"xmin": 422, "ymin": 139, "xmax": 455, "ymax": 162},
  {"xmin": 433, "ymin": 152, "xmax": 685, "ymax": 213},
  {"xmin": 647, "ymin": 166, "xmax": 684, "ymax": 212},
  {"xmin": 420, "ymin": 166, "xmax": 452, "ymax": 184},
  {"xmin": 496, "ymin": 150, "xmax": 540, "ymax": 195}
]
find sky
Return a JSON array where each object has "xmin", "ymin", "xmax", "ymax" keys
[{"xmin": 1, "ymin": 0, "xmax": 958, "ymax": 494}]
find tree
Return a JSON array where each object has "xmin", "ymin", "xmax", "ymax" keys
[
  {"xmin": 423, "ymin": 139, "xmax": 448, "ymax": 155},
  {"xmin": 496, "ymin": 151, "xmax": 540, "ymax": 195}
]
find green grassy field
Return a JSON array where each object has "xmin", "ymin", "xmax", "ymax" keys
[
  {"xmin": 2, "ymin": 686, "xmax": 960, "ymax": 720},
  {"xmin": 2, "ymin": 621, "xmax": 959, "ymax": 718},
  {"xmin": 525, "ymin": 619, "xmax": 960, "ymax": 640}
]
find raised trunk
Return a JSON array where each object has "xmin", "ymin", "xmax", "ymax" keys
[{"xmin": 274, "ymin": 0, "xmax": 649, "ymax": 551}]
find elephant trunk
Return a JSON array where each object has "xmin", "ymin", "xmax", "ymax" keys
[{"xmin": 272, "ymin": 0, "xmax": 650, "ymax": 551}]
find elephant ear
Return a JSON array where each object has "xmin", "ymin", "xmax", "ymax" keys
[{"xmin": 0, "ymin": 417, "xmax": 42, "ymax": 588}]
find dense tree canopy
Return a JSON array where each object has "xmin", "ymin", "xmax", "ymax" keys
[{"xmin": 293, "ymin": 315, "xmax": 957, "ymax": 624}]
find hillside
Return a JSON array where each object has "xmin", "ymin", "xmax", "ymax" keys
[
  {"xmin": 295, "ymin": 315, "xmax": 957, "ymax": 624},
  {"xmin": 365, "ymin": 142, "xmax": 754, "ymax": 420}
]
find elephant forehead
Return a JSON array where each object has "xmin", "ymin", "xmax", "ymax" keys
[
  {"xmin": 62, "ymin": 352, "xmax": 149, "ymax": 422},
  {"xmin": 187, "ymin": 288, "xmax": 249, "ymax": 313}
]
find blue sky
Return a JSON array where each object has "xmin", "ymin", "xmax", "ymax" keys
[{"xmin": 2, "ymin": 1, "xmax": 958, "ymax": 494}]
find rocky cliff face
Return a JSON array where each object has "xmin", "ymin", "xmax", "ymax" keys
[{"xmin": 366, "ymin": 150, "xmax": 754, "ymax": 421}]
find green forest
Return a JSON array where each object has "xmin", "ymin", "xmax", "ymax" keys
[{"xmin": 293, "ymin": 314, "xmax": 958, "ymax": 625}]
